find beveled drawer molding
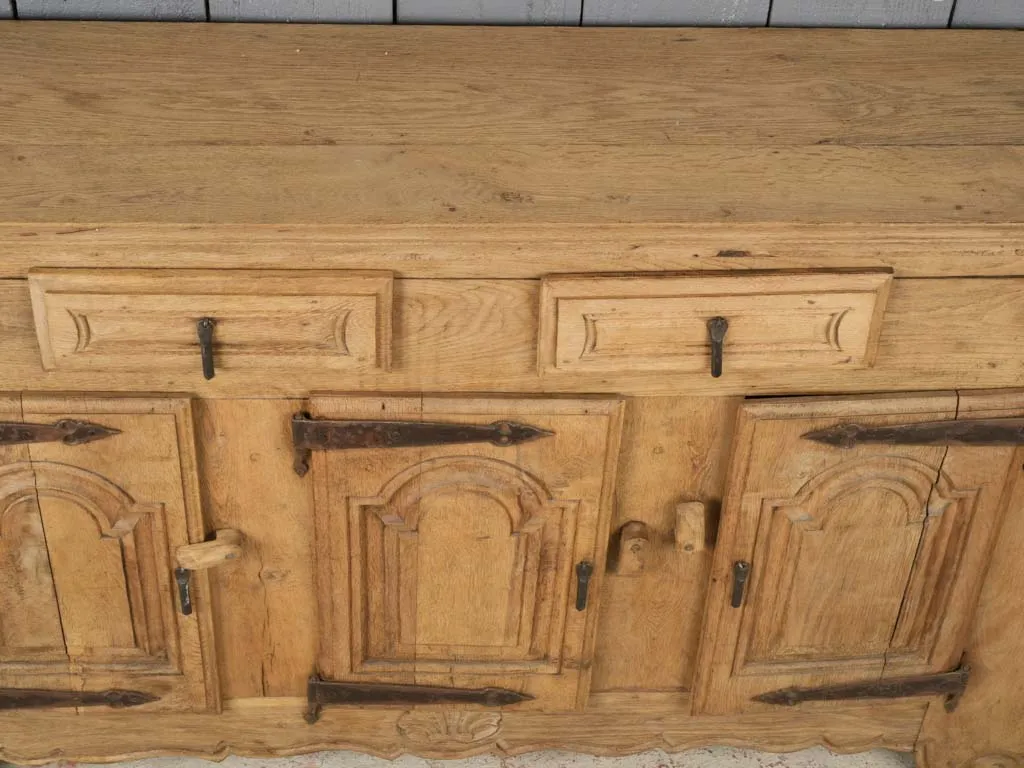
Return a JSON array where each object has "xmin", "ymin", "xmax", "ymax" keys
[
  {"xmin": 538, "ymin": 271, "xmax": 892, "ymax": 377},
  {"xmin": 28, "ymin": 269, "xmax": 393, "ymax": 375}
]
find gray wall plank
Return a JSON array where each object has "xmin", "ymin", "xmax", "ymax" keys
[
  {"xmin": 0, "ymin": 0, "xmax": 12, "ymax": 17},
  {"xmin": 583, "ymin": 0, "xmax": 768, "ymax": 25},
  {"xmin": 952, "ymin": 0, "xmax": 1023, "ymax": 27},
  {"xmin": 18, "ymin": 0, "xmax": 204, "ymax": 18},
  {"xmin": 770, "ymin": 0, "xmax": 954, "ymax": 26},
  {"xmin": 210, "ymin": 0, "xmax": 391, "ymax": 21},
  {"xmin": 398, "ymin": 0, "xmax": 580, "ymax": 24}
]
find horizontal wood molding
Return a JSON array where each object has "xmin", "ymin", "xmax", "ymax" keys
[
  {"xmin": 0, "ymin": 275, "xmax": 1022, "ymax": 396},
  {"xmin": 0, "ymin": 224, "xmax": 1022, "ymax": 279},
  {"xmin": 0, "ymin": 697, "xmax": 925, "ymax": 763}
]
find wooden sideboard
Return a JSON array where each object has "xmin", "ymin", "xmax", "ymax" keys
[{"xmin": 1, "ymin": 22, "xmax": 1023, "ymax": 768}]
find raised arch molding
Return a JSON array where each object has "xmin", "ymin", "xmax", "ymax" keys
[
  {"xmin": 347, "ymin": 454, "xmax": 580, "ymax": 675},
  {"xmin": 0, "ymin": 460, "xmax": 172, "ymax": 668},
  {"xmin": 356, "ymin": 455, "xmax": 559, "ymax": 534}
]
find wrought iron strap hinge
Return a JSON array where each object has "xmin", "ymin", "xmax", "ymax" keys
[
  {"xmin": 304, "ymin": 676, "xmax": 533, "ymax": 724},
  {"xmin": 0, "ymin": 687, "xmax": 159, "ymax": 711},
  {"xmin": 754, "ymin": 662, "xmax": 971, "ymax": 712},
  {"xmin": 0, "ymin": 419, "xmax": 120, "ymax": 446},
  {"xmin": 291, "ymin": 414, "xmax": 554, "ymax": 476},
  {"xmin": 803, "ymin": 418, "xmax": 1024, "ymax": 448}
]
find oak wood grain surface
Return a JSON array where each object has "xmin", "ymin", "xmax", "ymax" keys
[
  {"xmin": 0, "ymin": 696, "xmax": 925, "ymax": 763},
  {"xmin": 917, "ymin": 393, "xmax": 1024, "ymax": 768},
  {"xmin": 0, "ymin": 26, "xmax": 1022, "ymax": 226},
  {"xmin": 1, "ymin": 23, "xmax": 1023, "ymax": 768},
  {"xmin": 2, "ymin": 26, "xmax": 1020, "ymax": 147},
  {"xmin": 1, "ymin": 223, "xmax": 1022, "ymax": 279}
]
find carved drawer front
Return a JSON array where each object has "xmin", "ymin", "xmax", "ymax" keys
[
  {"xmin": 693, "ymin": 392, "xmax": 1019, "ymax": 716},
  {"xmin": 28, "ymin": 269, "xmax": 393, "ymax": 377},
  {"xmin": 0, "ymin": 395, "xmax": 219, "ymax": 712},
  {"xmin": 538, "ymin": 271, "xmax": 892, "ymax": 377},
  {"xmin": 307, "ymin": 395, "xmax": 624, "ymax": 712}
]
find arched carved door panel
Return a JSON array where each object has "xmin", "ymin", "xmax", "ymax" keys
[
  {"xmin": 0, "ymin": 396, "xmax": 219, "ymax": 712},
  {"xmin": 310, "ymin": 396, "xmax": 624, "ymax": 712},
  {"xmin": 694, "ymin": 393, "xmax": 1018, "ymax": 716}
]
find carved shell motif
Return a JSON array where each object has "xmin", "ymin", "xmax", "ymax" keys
[{"xmin": 396, "ymin": 710, "xmax": 502, "ymax": 746}]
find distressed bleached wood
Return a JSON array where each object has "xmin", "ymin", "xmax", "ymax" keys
[
  {"xmin": 675, "ymin": 502, "xmax": 709, "ymax": 555},
  {"xmin": 916, "ymin": 393, "xmax": 1024, "ymax": 768},
  {"xmin": 1, "ymin": 26, "xmax": 1022, "ymax": 148},
  {"xmin": 193, "ymin": 398, "xmax": 317, "ymax": 699},
  {"xmin": 0, "ymin": 696, "xmax": 924, "ymax": 764},
  {"xmin": 770, "ymin": 0, "xmax": 953, "ymax": 27},
  {"xmin": 398, "ymin": 0, "xmax": 579, "ymax": 23},
  {"xmin": 3, "ymin": 277, "xmax": 1024, "ymax": 397},
  {"xmin": 16, "ymin": 0, "xmax": 204, "ymax": 18},
  {"xmin": 0, "ymin": 396, "xmax": 57, "ymax": 668},
  {"xmin": 209, "ymin": 0, "xmax": 390, "ymax": 21},
  {"xmin": 0, "ymin": 1, "xmax": 12, "ymax": 17},
  {"xmin": 538, "ymin": 271, "xmax": 892, "ymax": 376},
  {"xmin": 591, "ymin": 398, "xmax": 738, "ymax": 693},
  {"xmin": 177, "ymin": 530, "xmax": 243, "ymax": 571},
  {"xmin": 1, "ymin": 223, "xmax": 1022, "ymax": 279},
  {"xmin": 694, "ymin": 392, "xmax": 1018, "ymax": 715},
  {"xmin": 583, "ymin": 0, "xmax": 768, "ymax": 25},
  {"xmin": 28, "ymin": 269, "xmax": 393, "ymax": 375},
  {"xmin": 3, "ymin": 144, "xmax": 1023, "ymax": 225},
  {"xmin": 3, "ymin": 396, "xmax": 219, "ymax": 713},
  {"xmin": 308, "ymin": 395, "xmax": 624, "ymax": 711},
  {"xmin": 1, "ymin": 22, "xmax": 1023, "ymax": 765},
  {"xmin": 952, "ymin": 0, "xmax": 1023, "ymax": 27}
]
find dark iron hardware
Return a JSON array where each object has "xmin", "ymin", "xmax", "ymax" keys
[
  {"xmin": 754, "ymin": 661, "xmax": 971, "ymax": 713},
  {"xmin": 304, "ymin": 676, "xmax": 533, "ymax": 724},
  {"xmin": 0, "ymin": 687, "xmax": 159, "ymax": 711},
  {"xmin": 0, "ymin": 419, "xmax": 119, "ymax": 447},
  {"xmin": 803, "ymin": 418, "xmax": 1024, "ymax": 448},
  {"xmin": 575, "ymin": 560, "xmax": 594, "ymax": 611},
  {"xmin": 730, "ymin": 560, "xmax": 750, "ymax": 608},
  {"xmin": 291, "ymin": 415, "xmax": 555, "ymax": 476},
  {"xmin": 174, "ymin": 567, "xmax": 193, "ymax": 616},
  {"xmin": 707, "ymin": 316, "xmax": 729, "ymax": 378},
  {"xmin": 197, "ymin": 317, "xmax": 216, "ymax": 380}
]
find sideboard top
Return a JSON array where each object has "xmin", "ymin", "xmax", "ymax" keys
[{"xmin": 1, "ymin": 23, "xmax": 1022, "ymax": 226}]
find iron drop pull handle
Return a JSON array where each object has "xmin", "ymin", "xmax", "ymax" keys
[
  {"xmin": 707, "ymin": 316, "xmax": 729, "ymax": 379},
  {"xmin": 196, "ymin": 317, "xmax": 216, "ymax": 380},
  {"xmin": 575, "ymin": 560, "xmax": 594, "ymax": 611},
  {"xmin": 173, "ymin": 529, "xmax": 245, "ymax": 616},
  {"xmin": 730, "ymin": 560, "xmax": 750, "ymax": 608},
  {"xmin": 174, "ymin": 567, "xmax": 193, "ymax": 616}
]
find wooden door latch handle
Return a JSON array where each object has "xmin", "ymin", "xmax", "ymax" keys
[
  {"xmin": 613, "ymin": 501, "xmax": 710, "ymax": 576},
  {"xmin": 174, "ymin": 529, "xmax": 243, "ymax": 616}
]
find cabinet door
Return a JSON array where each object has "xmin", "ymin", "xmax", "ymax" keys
[
  {"xmin": 0, "ymin": 395, "xmax": 218, "ymax": 712},
  {"xmin": 694, "ymin": 393, "xmax": 1017, "ymax": 715},
  {"xmin": 310, "ymin": 396, "xmax": 624, "ymax": 711}
]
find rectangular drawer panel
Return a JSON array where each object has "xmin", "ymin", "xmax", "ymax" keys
[
  {"xmin": 539, "ymin": 271, "xmax": 891, "ymax": 376},
  {"xmin": 29, "ymin": 269, "xmax": 393, "ymax": 374}
]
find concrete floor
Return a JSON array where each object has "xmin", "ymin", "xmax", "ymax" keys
[{"xmin": 32, "ymin": 747, "xmax": 917, "ymax": 768}]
